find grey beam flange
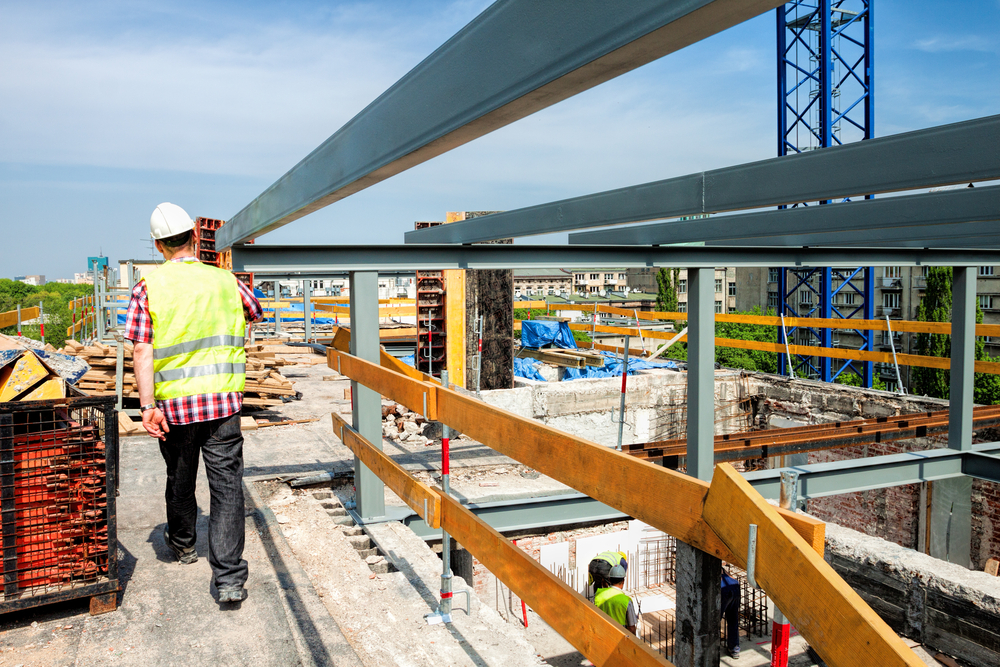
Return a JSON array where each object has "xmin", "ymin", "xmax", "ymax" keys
[
  {"xmin": 709, "ymin": 220, "xmax": 1000, "ymax": 248},
  {"xmin": 568, "ymin": 184, "xmax": 1000, "ymax": 246},
  {"xmin": 217, "ymin": 0, "xmax": 784, "ymax": 250},
  {"xmin": 406, "ymin": 114, "xmax": 1000, "ymax": 244},
  {"xmin": 231, "ymin": 244, "xmax": 1000, "ymax": 274},
  {"xmin": 744, "ymin": 443, "xmax": 1000, "ymax": 500}
]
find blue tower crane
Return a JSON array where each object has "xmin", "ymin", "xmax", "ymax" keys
[{"xmin": 776, "ymin": 0, "xmax": 876, "ymax": 386}]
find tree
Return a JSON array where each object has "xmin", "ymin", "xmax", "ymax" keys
[
  {"xmin": 0, "ymin": 279, "xmax": 94, "ymax": 348},
  {"xmin": 655, "ymin": 268, "xmax": 680, "ymax": 313},
  {"xmin": 835, "ymin": 370, "xmax": 887, "ymax": 392},
  {"xmin": 911, "ymin": 267, "xmax": 1000, "ymax": 404},
  {"xmin": 714, "ymin": 307, "xmax": 778, "ymax": 373}
]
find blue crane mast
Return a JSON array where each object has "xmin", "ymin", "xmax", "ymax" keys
[{"xmin": 776, "ymin": 0, "xmax": 876, "ymax": 386}]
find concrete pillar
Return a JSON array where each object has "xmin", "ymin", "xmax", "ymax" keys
[
  {"xmin": 350, "ymin": 271, "xmax": 385, "ymax": 520},
  {"xmin": 949, "ymin": 266, "xmax": 975, "ymax": 451},
  {"xmin": 676, "ymin": 267, "xmax": 722, "ymax": 666},
  {"xmin": 675, "ymin": 540, "xmax": 722, "ymax": 667}
]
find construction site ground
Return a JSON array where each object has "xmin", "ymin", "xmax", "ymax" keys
[{"xmin": 0, "ymin": 350, "xmax": 960, "ymax": 666}]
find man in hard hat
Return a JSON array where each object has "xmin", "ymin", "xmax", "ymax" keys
[
  {"xmin": 588, "ymin": 551, "xmax": 638, "ymax": 634},
  {"xmin": 125, "ymin": 203, "xmax": 262, "ymax": 605}
]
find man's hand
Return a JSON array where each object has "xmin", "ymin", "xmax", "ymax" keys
[{"xmin": 142, "ymin": 407, "xmax": 170, "ymax": 440}]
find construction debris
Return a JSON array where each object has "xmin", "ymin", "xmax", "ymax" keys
[
  {"xmin": 0, "ymin": 350, "xmax": 67, "ymax": 402},
  {"xmin": 381, "ymin": 402, "xmax": 441, "ymax": 447}
]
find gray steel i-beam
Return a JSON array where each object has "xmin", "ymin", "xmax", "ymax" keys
[
  {"xmin": 302, "ymin": 279, "xmax": 312, "ymax": 342},
  {"xmin": 217, "ymin": 0, "xmax": 785, "ymax": 251},
  {"xmin": 406, "ymin": 115, "xmax": 1000, "ymax": 244},
  {"xmin": 230, "ymin": 244, "xmax": 1000, "ymax": 273},
  {"xmin": 349, "ymin": 271, "xmax": 386, "ymax": 520},
  {"xmin": 686, "ymin": 268, "xmax": 715, "ymax": 482},
  {"xmin": 950, "ymin": 266, "xmax": 976, "ymax": 451},
  {"xmin": 568, "ymin": 185, "xmax": 1000, "ymax": 246},
  {"xmin": 709, "ymin": 220, "xmax": 1000, "ymax": 248}
]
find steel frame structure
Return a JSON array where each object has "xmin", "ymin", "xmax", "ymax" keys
[
  {"xmin": 214, "ymin": 2, "xmax": 995, "ymax": 661},
  {"xmin": 776, "ymin": 0, "xmax": 875, "ymax": 385}
]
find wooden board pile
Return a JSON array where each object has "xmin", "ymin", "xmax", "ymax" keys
[{"xmin": 60, "ymin": 340, "xmax": 299, "ymax": 407}]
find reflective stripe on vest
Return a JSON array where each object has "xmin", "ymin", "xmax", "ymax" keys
[
  {"xmin": 144, "ymin": 260, "xmax": 246, "ymax": 400},
  {"xmin": 594, "ymin": 587, "xmax": 631, "ymax": 627}
]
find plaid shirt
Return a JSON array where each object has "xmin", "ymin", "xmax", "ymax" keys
[{"xmin": 124, "ymin": 257, "xmax": 262, "ymax": 425}]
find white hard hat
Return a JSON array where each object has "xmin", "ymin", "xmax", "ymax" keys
[{"xmin": 150, "ymin": 202, "xmax": 195, "ymax": 240}]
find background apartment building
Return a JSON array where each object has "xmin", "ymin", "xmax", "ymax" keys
[
  {"xmin": 513, "ymin": 269, "xmax": 573, "ymax": 298},
  {"xmin": 627, "ymin": 267, "xmax": 737, "ymax": 314}
]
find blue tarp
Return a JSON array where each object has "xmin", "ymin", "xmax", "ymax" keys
[
  {"xmin": 562, "ymin": 352, "xmax": 676, "ymax": 381},
  {"xmin": 253, "ymin": 288, "xmax": 266, "ymax": 298},
  {"xmin": 514, "ymin": 357, "xmax": 547, "ymax": 381},
  {"xmin": 399, "ymin": 354, "xmax": 415, "ymax": 367},
  {"xmin": 520, "ymin": 321, "xmax": 577, "ymax": 350}
]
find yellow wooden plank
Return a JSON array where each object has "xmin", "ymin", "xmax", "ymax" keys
[
  {"xmin": 328, "ymin": 326, "xmax": 435, "ymax": 383},
  {"xmin": 703, "ymin": 464, "xmax": 922, "ymax": 667},
  {"xmin": 432, "ymin": 385, "xmax": 823, "ymax": 560},
  {"xmin": 439, "ymin": 492, "xmax": 670, "ymax": 667},
  {"xmin": 328, "ymin": 349, "xmax": 437, "ymax": 419},
  {"xmin": 332, "ymin": 413, "xmax": 441, "ymax": 529},
  {"xmin": 0, "ymin": 307, "xmax": 40, "ymax": 330}
]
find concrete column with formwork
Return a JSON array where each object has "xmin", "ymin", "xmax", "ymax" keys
[
  {"xmin": 675, "ymin": 266, "xmax": 722, "ymax": 666},
  {"xmin": 444, "ymin": 211, "xmax": 514, "ymax": 390},
  {"xmin": 349, "ymin": 271, "xmax": 386, "ymax": 520}
]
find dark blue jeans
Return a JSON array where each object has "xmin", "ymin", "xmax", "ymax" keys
[
  {"xmin": 721, "ymin": 573, "xmax": 740, "ymax": 651},
  {"xmin": 160, "ymin": 412, "xmax": 248, "ymax": 590}
]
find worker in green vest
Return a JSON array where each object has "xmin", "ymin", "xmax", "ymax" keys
[
  {"xmin": 588, "ymin": 551, "xmax": 638, "ymax": 634},
  {"xmin": 126, "ymin": 203, "xmax": 262, "ymax": 606}
]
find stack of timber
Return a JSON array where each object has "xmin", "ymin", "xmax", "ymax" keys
[
  {"xmin": 60, "ymin": 340, "xmax": 298, "ymax": 407},
  {"xmin": 516, "ymin": 346, "xmax": 605, "ymax": 368}
]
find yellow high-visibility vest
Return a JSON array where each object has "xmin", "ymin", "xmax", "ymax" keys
[
  {"xmin": 144, "ymin": 260, "xmax": 246, "ymax": 400},
  {"xmin": 594, "ymin": 587, "xmax": 632, "ymax": 627}
]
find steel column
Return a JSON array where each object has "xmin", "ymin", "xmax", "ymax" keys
[
  {"xmin": 949, "ymin": 266, "xmax": 976, "ymax": 451},
  {"xmin": 349, "ymin": 271, "xmax": 386, "ymax": 520},
  {"xmin": 687, "ymin": 268, "xmax": 715, "ymax": 481},
  {"xmin": 863, "ymin": 266, "xmax": 875, "ymax": 387},
  {"xmin": 302, "ymin": 279, "xmax": 312, "ymax": 342}
]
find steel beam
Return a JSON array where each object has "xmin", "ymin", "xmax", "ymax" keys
[
  {"xmin": 399, "ymin": 492, "xmax": 628, "ymax": 541},
  {"xmin": 406, "ymin": 114, "xmax": 1000, "ymax": 244},
  {"xmin": 217, "ymin": 0, "xmax": 784, "ymax": 250},
  {"xmin": 349, "ymin": 271, "xmax": 386, "ymax": 520},
  {"xmin": 950, "ymin": 266, "xmax": 976, "ymax": 451},
  {"xmin": 568, "ymin": 185, "xmax": 1000, "ymax": 246},
  {"xmin": 709, "ymin": 220, "xmax": 1000, "ymax": 248},
  {"xmin": 744, "ymin": 443, "xmax": 1000, "ymax": 500},
  {"xmin": 962, "ymin": 451, "xmax": 1000, "ymax": 484},
  {"xmin": 231, "ymin": 244, "xmax": 1000, "ymax": 274},
  {"xmin": 687, "ymin": 268, "xmax": 715, "ymax": 482}
]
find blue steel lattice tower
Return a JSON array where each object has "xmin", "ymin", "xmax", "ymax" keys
[{"xmin": 776, "ymin": 0, "xmax": 875, "ymax": 385}]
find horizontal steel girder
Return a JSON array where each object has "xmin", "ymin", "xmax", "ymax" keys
[
  {"xmin": 216, "ymin": 0, "xmax": 783, "ymax": 251},
  {"xmin": 744, "ymin": 443, "xmax": 1000, "ymax": 500},
  {"xmin": 568, "ymin": 184, "xmax": 1000, "ymax": 246},
  {"xmin": 708, "ymin": 220, "xmax": 1000, "ymax": 248},
  {"xmin": 231, "ymin": 244, "xmax": 1000, "ymax": 274},
  {"xmin": 385, "ymin": 492, "xmax": 627, "ymax": 541},
  {"xmin": 405, "ymin": 114, "xmax": 1000, "ymax": 244}
]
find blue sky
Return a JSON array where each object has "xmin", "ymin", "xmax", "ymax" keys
[{"xmin": 2, "ymin": 0, "xmax": 998, "ymax": 280}]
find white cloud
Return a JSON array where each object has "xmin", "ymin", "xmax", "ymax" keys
[{"xmin": 914, "ymin": 34, "xmax": 998, "ymax": 54}]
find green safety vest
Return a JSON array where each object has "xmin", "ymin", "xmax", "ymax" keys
[
  {"xmin": 594, "ymin": 587, "xmax": 632, "ymax": 627},
  {"xmin": 144, "ymin": 260, "xmax": 246, "ymax": 401}
]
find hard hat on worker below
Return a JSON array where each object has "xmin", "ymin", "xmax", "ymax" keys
[{"xmin": 150, "ymin": 202, "xmax": 194, "ymax": 240}]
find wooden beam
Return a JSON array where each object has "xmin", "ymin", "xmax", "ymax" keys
[
  {"xmin": 432, "ymin": 384, "xmax": 824, "ymax": 558},
  {"xmin": 439, "ymin": 492, "xmax": 670, "ymax": 667},
  {"xmin": 331, "ymin": 413, "xmax": 441, "ymax": 529},
  {"xmin": 328, "ymin": 349, "xmax": 437, "ymax": 419},
  {"xmin": 329, "ymin": 326, "xmax": 436, "ymax": 384},
  {"xmin": 702, "ymin": 464, "xmax": 923, "ymax": 667},
  {"xmin": 0, "ymin": 307, "xmax": 40, "ymax": 330},
  {"xmin": 517, "ymin": 347, "xmax": 586, "ymax": 368}
]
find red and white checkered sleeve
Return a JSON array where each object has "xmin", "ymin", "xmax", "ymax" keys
[
  {"xmin": 123, "ymin": 281, "xmax": 153, "ymax": 344},
  {"xmin": 236, "ymin": 280, "xmax": 263, "ymax": 323}
]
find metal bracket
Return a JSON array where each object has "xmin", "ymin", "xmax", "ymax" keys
[
  {"xmin": 779, "ymin": 470, "xmax": 800, "ymax": 510},
  {"xmin": 746, "ymin": 523, "xmax": 759, "ymax": 589}
]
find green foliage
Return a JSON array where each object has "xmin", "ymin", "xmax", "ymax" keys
[
  {"xmin": 0, "ymin": 279, "xmax": 93, "ymax": 348},
  {"xmin": 834, "ymin": 370, "xmax": 887, "ymax": 392},
  {"xmin": 655, "ymin": 268, "xmax": 680, "ymax": 313},
  {"xmin": 714, "ymin": 307, "xmax": 778, "ymax": 373},
  {"xmin": 513, "ymin": 308, "xmax": 546, "ymax": 322},
  {"xmin": 910, "ymin": 267, "xmax": 1000, "ymax": 404}
]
